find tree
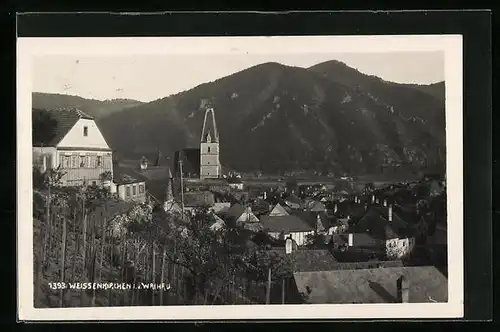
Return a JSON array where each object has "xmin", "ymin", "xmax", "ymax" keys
[
  {"xmin": 363, "ymin": 182, "xmax": 375, "ymax": 195},
  {"xmin": 99, "ymin": 171, "xmax": 113, "ymax": 182},
  {"xmin": 305, "ymin": 232, "xmax": 327, "ymax": 249}
]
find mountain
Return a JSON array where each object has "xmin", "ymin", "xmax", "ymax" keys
[
  {"xmin": 405, "ymin": 82, "xmax": 445, "ymax": 101},
  {"xmin": 96, "ymin": 61, "xmax": 445, "ymax": 176},
  {"xmin": 32, "ymin": 92, "xmax": 144, "ymax": 119}
]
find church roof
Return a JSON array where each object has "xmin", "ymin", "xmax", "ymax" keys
[{"xmin": 200, "ymin": 107, "xmax": 219, "ymax": 143}]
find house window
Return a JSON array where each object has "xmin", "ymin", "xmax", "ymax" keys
[
  {"xmin": 208, "ymin": 147, "xmax": 211, "ymax": 153},
  {"xmin": 71, "ymin": 156, "xmax": 77, "ymax": 168},
  {"xmin": 83, "ymin": 126, "xmax": 88, "ymax": 136},
  {"xmin": 97, "ymin": 156, "xmax": 102, "ymax": 167},
  {"xmin": 80, "ymin": 156, "xmax": 86, "ymax": 167},
  {"xmin": 139, "ymin": 184, "xmax": 144, "ymax": 194},
  {"xmin": 92, "ymin": 181, "xmax": 96, "ymax": 186},
  {"xmin": 126, "ymin": 186, "xmax": 131, "ymax": 197},
  {"xmin": 132, "ymin": 185, "xmax": 137, "ymax": 195}
]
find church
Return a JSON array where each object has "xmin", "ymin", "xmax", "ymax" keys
[{"xmin": 174, "ymin": 107, "xmax": 222, "ymax": 180}]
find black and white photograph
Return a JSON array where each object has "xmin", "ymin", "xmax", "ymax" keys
[{"xmin": 18, "ymin": 35, "xmax": 464, "ymax": 320}]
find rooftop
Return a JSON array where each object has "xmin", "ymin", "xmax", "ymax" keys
[
  {"xmin": 260, "ymin": 214, "xmax": 314, "ymax": 233},
  {"xmin": 33, "ymin": 107, "xmax": 95, "ymax": 147},
  {"xmin": 294, "ymin": 265, "xmax": 448, "ymax": 304},
  {"xmin": 270, "ymin": 248, "xmax": 339, "ymax": 272},
  {"xmin": 113, "ymin": 164, "xmax": 146, "ymax": 185}
]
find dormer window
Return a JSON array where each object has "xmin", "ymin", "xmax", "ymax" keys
[
  {"xmin": 83, "ymin": 126, "xmax": 88, "ymax": 136},
  {"xmin": 208, "ymin": 146, "xmax": 211, "ymax": 153}
]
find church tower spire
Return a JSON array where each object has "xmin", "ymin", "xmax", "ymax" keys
[
  {"xmin": 200, "ymin": 107, "xmax": 221, "ymax": 179},
  {"xmin": 165, "ymin": 167, "xmax": 174, "ymax": 202}
]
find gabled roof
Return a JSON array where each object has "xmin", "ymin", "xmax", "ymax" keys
[
  {"xmin": 291, "ymin": 211, "xmax": 329, "ymax": 229},
  {"xmin": 33, "ymin": 107, "xmax": 95, "ymax": 147},
  {"xmin": 260, "ymin": 215, "xmax": 314, "ymax": 233},
  {"xmin": 209, "ymin": 212, "xmax": 226, "ymax": 231},
  {"xmin": 352, "ymin": 207, "xmax": 414, "ymax": 240},
  {"xmin": 225, "ymin": 203, "xmax": 259, "ymax": 223},
  {"xmin": 305, "ymin": 200, "xmax": 326, "ymax": 212},
  {"xmin": 225, "ymin": 203, "xmax": 245, "ymax": 220},
  {"xmin": 294, "ymin": 266, "xmax": 448, "ymax": 304},
  {"xmin": 269, "ymin": 203, "xmax": 290, "ymax": 216}
]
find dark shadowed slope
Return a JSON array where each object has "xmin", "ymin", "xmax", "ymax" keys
[
  {"xmin": 32, "ymin": 92, "xmax": 144, "ymax": 119},
  {"xmin": 93, "ymin": 61, "xmax": 447, "ymax": 175}
]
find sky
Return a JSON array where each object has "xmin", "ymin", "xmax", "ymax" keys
[{"xmin": 33, "ymin": 51, "xmax": 444, "ymax": 103}]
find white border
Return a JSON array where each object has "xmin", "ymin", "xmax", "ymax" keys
[{"xmin": 17, "ymin": 35, "xmax": 463, "ymax": 321}]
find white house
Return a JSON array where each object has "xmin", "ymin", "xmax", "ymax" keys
[
  {"xmin": 32, "ymin": 108, "xmax": 113, "ymax": 187},
  {"xmin": 348, "ymin": 205, "xmax": 416, "ymax": 260},
  {"xmin": 260, "ymin": 214, "xmax": 315, "ymax": 246},
  {"xmin": 111, "ymin": 164, "xmax": 147, "ymax": 203}
]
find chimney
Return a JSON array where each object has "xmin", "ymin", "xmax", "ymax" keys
[
  {"xmin": 285, "ymin": 237, "xmax": 293, "ymax": 254},
  {"xmin": 348, "ymin": 233, "xmax": 353, "ymax": 246},
  {"xmin": 388, "ymin": 204, "xmax": 393, "ymax": 222},
  {"xmin": 397, "ymin": 276, "xmax": 410, "ymax": 303}
]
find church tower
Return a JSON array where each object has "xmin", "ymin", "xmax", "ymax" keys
[{"xmin": 200, "ymin": 107, "xmax": 221, "ymax": 180}]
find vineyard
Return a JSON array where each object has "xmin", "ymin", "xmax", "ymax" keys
[{"xmin": 33, "ymin": 167, "xmax": 297, "ymax": 307}]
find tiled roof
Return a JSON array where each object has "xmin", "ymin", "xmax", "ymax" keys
[
  {"xmin": 352, "ymin": 207, "xmax": 414, "ymax": 240},
  {"xmin": 33, "ymin": 107, "xmax": 94, "ymax": 147},
  {"xmin": 269, "ymin": 203, "xmax": 290, "ymax": 216},
  {"xmin": 113, "ymin": 164, "xmax": 146, "ymax": 185},
  {"xmin": 340, "ymin": 233, "xmax": 383, "ymax": 248},
  {"xmin": 260, "ymin": 215, "xmax": 314, "ymax": 233},
  {"xmin": 183, "ymin": 191, "xmax": 215, "ymax": 207},
  {"xmin": 270, "ymin": 249, "xmax": 339, "ymax": 272},
  {"xmin": 329, "ymin": 260, "xmax": 404, "ymax": 270},
  {"xmin": 89, "ymin": 199, "xmax": 136, "ymax": 222},
  {"xmin": 294, "ymin": 265, "xmax": 448, "ymax": 304},
  {"xmin": 225, "ymin": 203, "xmax": 245, "ymax": 220}
]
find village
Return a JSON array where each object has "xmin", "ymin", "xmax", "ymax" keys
[{"xmin": 32, "ymin": 106, "xmax": 448, "ymax": 306}]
